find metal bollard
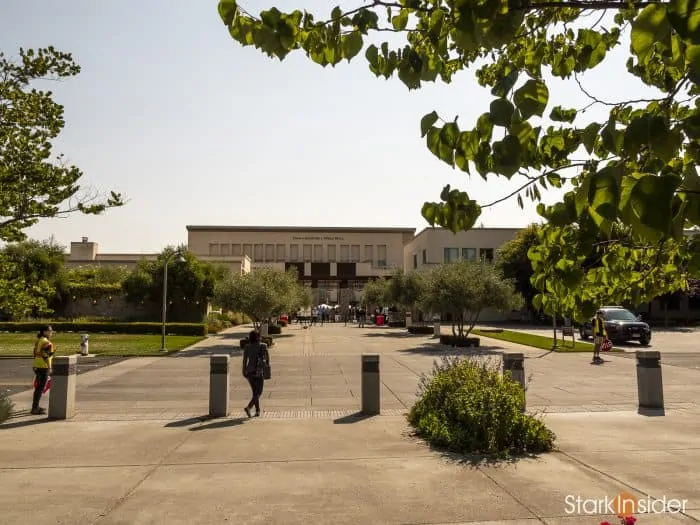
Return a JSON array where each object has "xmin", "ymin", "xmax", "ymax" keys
[
  {"xmin": 209, "ymin": 355, "xmax": 230, "ymax": 417},
  {"xmin": 636, "ymin": 350, "xmax": 664, "ymax": 413},
  {"xmin": 48, "ymin": 355, "xmax": 77, "ymax": 420},
  {"xmin": 80, "ymin": 334, "xmax": 89, "ymax": 356},
  {"xmin": 502, "ymin": 352, "xmax": 526, "ymax": 410},
  {"xmin": 361, "ymin": 354, "xmax": 380, "ymax": 415}
]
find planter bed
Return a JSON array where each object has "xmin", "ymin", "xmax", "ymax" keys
[{"xmin": 439, "ymin": 334, "xmax": 480, "ymax": 347}]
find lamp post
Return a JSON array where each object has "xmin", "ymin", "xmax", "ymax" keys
[{"xmin": 161, "ymin": 250, "xmax": 186, "ymax": 352}]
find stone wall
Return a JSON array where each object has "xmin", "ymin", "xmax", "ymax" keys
[{"xmin": 58, "ymin": 294, "xmax": 206, "ymax": 322}]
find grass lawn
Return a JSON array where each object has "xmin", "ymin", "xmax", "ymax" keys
[
  {"xmin": 471, "ymin": 329, "xmax": 625, "ymax": 353},
  {"xmin": 0, "ymin": 333, "xmax": 205, "ymax": 357}
]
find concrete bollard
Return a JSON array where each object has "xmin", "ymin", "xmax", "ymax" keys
[
  {"xmin": 261, "ymin": 322, "xmax": 269, "ymax": 337},
  {"xmin": 405, "ymin": 312, "xmax": 413, "ymax": 327},
  {"xmin": 48, "ymin": 355, "xmax": 77, "ymax": 420},
  {"xmin": 80, "ymin": 334, "xmax": 89, "ymax": 356},
  {"xmin": 636, "ymin": 350, "xmax": 664, "ymax": 412},
  {"xmin": 209, "ymin": 355, "xmax": 230, "ymax": 417},
  {"xmin": 503, "ymin": 352, "xmax": 526, "ymax": 410},
  {"xmin": 361, "ymin": 354, "xmax": 380, "ymax": 415},
  {"xmin": 433, "ymin": 322, "xmax": 441, "ymax": 337}
]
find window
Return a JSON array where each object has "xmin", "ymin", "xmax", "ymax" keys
[
  {"xmin": 364, "ymin": 245, "xmax": 373, "ymax": 263},
  {"xmin": 351, "ymin": 244, "xmax": 361, "ymax": 262},
  {"xmin": 303, "ymin": 244, "xmax": 312, "ymax": 261},
  {"xmin": 462, "ymin": 248, "xmax": 477, "ymax": 261},
  {"xmin": 313, "ymin": 244, "xmax": 323, "ymax": 262},
  {"xmin": 276, "ymin": 244, "xmax": 285, "ymax": 261},
  {"xmin": 422, "ymin": 249, "xmax": 427, "ymax": 264},
  {"xmin": 444, "ymin": 247, "xmax": 459, "ymax": 263},
  {"xmin": 377, "ymin": 244, "xmax": 387, "ymax": 266},
  {"xmin": 413, "ymin": 254, "xmax": 418, "ymax": 269},
  {"xmin": 480, "ymin": 248, "xmax": 494, "ymax": 262},
  {"xmin": 232, "ymin": 244, "xmax": 242, "ymax": 257},
  {"xmin": 265, "ymin": 244, "xmax": 275, "ymax": 261},
  {"xmin": 290, "ymin": 244, "xmax": 299, "ymax": 261},
  {"xmin": 327, "ymin": 244, "xmax": 336, "ymax": 262},
  {"xmin": 340, "ymin": 244, "xmax": 349, "ymax": 262},
  {"xmin": 209, "ymin": 243, "xmax": 219, "ymax": 256},
  {"xmin": 243, "ymin": 244, "xmax": 252, "ymax": 258},
  {"xmin": 220, "ymin": 243, "xmax": 230, "ymax": 256},
  {"xmin": 254, "ymin": 244, "xmax": 264, "ymax": 262}
]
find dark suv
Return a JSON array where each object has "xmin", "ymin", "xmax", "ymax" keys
[{"xmin": 580, "ymin": 306, "xmax": 652, "ymax": 346}]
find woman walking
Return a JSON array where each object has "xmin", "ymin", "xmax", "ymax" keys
[
  {"xmin": 31, "ymin": 325, "xmax": 55, "ymax": 415},
  {"xmin": 242, "ymin": 330, "xmax": 271, "ymax": 417}
]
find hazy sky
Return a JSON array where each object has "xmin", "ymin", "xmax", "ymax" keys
[{"xmin": 2, "ymin": 1, "xmax": 651, "ymax": 252}]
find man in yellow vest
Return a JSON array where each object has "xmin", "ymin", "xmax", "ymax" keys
[
  {"xmin": 592, "ymin": 310, "xmax": 607, "ymax": 364},
  {"xmin": 31, "ymin": 325, "xmax": 55, "ymax": 415}
]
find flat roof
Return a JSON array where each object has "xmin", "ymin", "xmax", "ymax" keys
[
  {"xmin": 186, "ymin": 225, "xmax": 416, "ymax": 233},
  {"xmin": 412, "ymin": 226, "xmax": 523, "ymax": 239}
]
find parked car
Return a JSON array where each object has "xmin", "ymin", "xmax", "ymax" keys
[{"xmin": 579, "ymin": 306, "xmax": 652, "ymax": 345}]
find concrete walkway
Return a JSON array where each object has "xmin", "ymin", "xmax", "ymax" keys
[{"xmin": 1, "ymin": 324, "xmax": 698, "ymax": 524}]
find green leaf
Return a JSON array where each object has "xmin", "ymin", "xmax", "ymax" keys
[
  {"xmin": 489, "ymin": 98, "xmax": 515, "ymax": 127},
  {"xmin": 513, "ymin": 79, "xmax": 549, "ymax": 119},
  {"xmin": 631, "ymin": 4, "xmax": 672, "ymax": 62},
  {"xmin": 420, "ymin": 111, "xmax": 439, "ymax": 138},
  {"xmin": 491, "ymin": 69, "xmax": 519, "ymax": 98},
  {"xmin": 492, "ymin": 135, "xmax": 522, "ymax": 178},
  {"xmin": 365, "ymin": 44, "xmax": 379, "ymax": 68},
  {"xmin": 391, "ymin": 8, "xmax": 409, "ymax": 30},
  {"xmin": 588, "ymin": 168, "xmax": 620, "ymax": 232},
  {"xmin": 601, "ymin": 121, "xmax": 623, "ymax": 155},
  {"xmin": 667, "ymin": 0, "xmax": 700, "ymax": 44},
  {"xmin": 549, "ymin": 106, "xmax": 577, "ymax": 123},
  {"xmin": 341, "ymin": 32, "xmax": 363, "ymax": 61},
  {"xmin": 687, "ymin": 44, "xmax": 700, "ymax": 83},
  {"xmin": 629, "ymin": 174, "xmax": 680, "ymax": 233},
  {"xmin": 582, "ymin": 123, "xmax": 601, "ymax": 154},
  {"xmin": 218, "ymin": 0, "xmax": 238, "ymax": 25}
]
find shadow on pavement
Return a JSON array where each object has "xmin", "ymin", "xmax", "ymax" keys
[
  {"xmin": 438, "ymin": 449, "xmax": 541, "ymax": 468},
  {"xmin": 0, "ymin": 415, "xmax": 52, "ymax": 430},
  {"xmin": 173, "ymin": 344, "xmax": 243, "ymax": 358},
  {"xmin": 190, "ymin": 417, "xmax": 247, "ymax": 431},
  {"xmin": 361, "ymin": 332, "xmax": 423, "ymax": 338},
  {"xmin": 397, "ymin": 344, "xmax": 505, "ymax": 357},
  {"xmin": 333, "ymin": 411, "xmax": 375, "ymax": 424},
  {"xmin": 638, "ymin": 408, "xmax": 665, "ymax": 417},
  {"xmin": 164, "ymin": 416, "xmax": 209, "ymax": 428}
]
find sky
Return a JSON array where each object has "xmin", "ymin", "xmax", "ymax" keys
[{"xmin": 1, "ymin": 1, "xmax": 654, "ymax": 253}]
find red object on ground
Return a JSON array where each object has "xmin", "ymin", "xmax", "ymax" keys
[
  {"xmin": 376, "ymin": 315, "xmax": 385, "ymax": 326},
  {"xmin": 280, "ymin": 314, "xmax": 289, "ymax": 322}
]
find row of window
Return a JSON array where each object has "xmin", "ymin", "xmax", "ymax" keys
[
  {"xmin": 411, "ymin": 247, "xmax": 495, "ymax": 268},
  {"xmin": 208, "ymin": 242, "xmax": 388, "ymax": 265}
]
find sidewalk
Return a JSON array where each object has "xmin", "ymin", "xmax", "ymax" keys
[{"xmin": 1, "ymin": 324, "xmax": 698, "ymax": 524}]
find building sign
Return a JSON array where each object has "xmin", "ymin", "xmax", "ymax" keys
[{"xmin": 291, "ymin": 235, "xmax": 345, "ymax": 241}]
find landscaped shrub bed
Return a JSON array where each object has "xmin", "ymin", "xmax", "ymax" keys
[
  {"xmin": 0, "ymin": 322, "xmax": 207, "ymax": 336},
  {"xmin": 408, "ymin": 356, "xmax": 555, "ymax": 456},
  {"xmin": 267, "ymin": 324, "xmax": 282, "ymax": 335},
  {"xmin": 407, "ymin": 325, "xmax": 433, "ymax": 335},
  {"xmin": 239, "ymin": 336, "xmax": 274, "ymax": 347},
  {"xmin": 206, "ymin": 312, "xmax": 231, "ymax": 333},
  {"xmin": 439, "ymin": 334, "xmax": 480, "ymax": 347}
]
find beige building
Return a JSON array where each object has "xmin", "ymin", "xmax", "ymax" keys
[{"xmin": 186, "ymin": 225, "xmax": 415, "ymax": 305}]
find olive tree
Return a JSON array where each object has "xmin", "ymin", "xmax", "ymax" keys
[
  {"xmin": 362, "ymin": 277, "xmax": 390, "ymax": 310},
  {"xmin": 421, "ymin": 260, "xmax": 523, "ymax": 337},
  {"xmin": 214, "ymin": 267, "xmax": 306, "ymax": 328},
  {"xmin": 387, "ymin": 268, "xmax": 426, "ymax": 319}
]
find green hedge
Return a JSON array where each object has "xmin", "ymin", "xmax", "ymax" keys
[
  {"xmin": 408, "ymin": 325, "xmax": 434, "ymax": 335},
  {"xmin": 439, "ymin": 335, "xmax": 480, "ymax": 347},
  {"xmin": 0, "ymin": 322, "xmax": 207, "ymax": 336},
  {"xmin": 267, "ymin": 324, "xmax": 282, "ymax": 335}
]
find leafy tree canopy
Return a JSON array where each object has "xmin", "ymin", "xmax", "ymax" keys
[
  {"xmin": 218, "ymin": 0, "xmax": 700, "ymax": 320},
  {"xmin": 122, "ymin": 247, "xmax": 228, "ymax": 306},
  {"xmin": 495, "ymin": 223, "xmax": 542, "ymax": 307},
  {"xmin": 421, "ymin": 260, "xmax": 523, "ymax": 336},
  {"xmin": 362, "ymin": 277, "xmax": 391, "ymax": 308},
  {"xmin": 387, "ymin": 268, "xmax": 426, "ymax": 312},
  {"xmin": 0, "ymin": 47, "xmax": 123, "ymax": 243},
  {"xmin": 213, "ymin": 267, "xmax": 307, "ymax": 327}
]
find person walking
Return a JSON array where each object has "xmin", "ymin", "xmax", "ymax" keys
[
  {"xmin": 242, "ymin": 330, "xmax": 271, "ymax": 417},
  {"xmin": 31, "ymin": 325, "xmax": 55, "ymax": 415},
  {"xmin": 592, "ymin": 310, "xmax": 607, "ymax": 364}
]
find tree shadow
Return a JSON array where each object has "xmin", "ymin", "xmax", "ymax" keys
[
  {"xmin": 189, "ymin": 417, "xmax": 247, "ymax": 431},
  {"xmin": 172, "ymin": 344, "xmax": 243, "ymax": 358},
  {"xmin": 333, "ymin": 411, "xmax": 376, "ymax": 424},
  {"xmin": 397, "ymin": 344, "xmax": 505, "ymax": 357},
  {"xmin": 361, "ymin": 332, "xmax": 417, "ymax": 338}
]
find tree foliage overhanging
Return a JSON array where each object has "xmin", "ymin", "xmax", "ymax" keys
[{"xmin": 217, "ymin": 0, "xmax": 700, "ymax": 320}]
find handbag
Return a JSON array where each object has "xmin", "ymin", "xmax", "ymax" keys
[
  {"xmin": 255, "ymin": 343, "xmax": 272, "ymax": 380},
  {"xmin": 601, "ymin": 338, "xmax": 613, "ymax": 352}
]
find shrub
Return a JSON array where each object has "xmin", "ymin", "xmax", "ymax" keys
[
  {"xmin": 267, "ymin": 324, "xmax": 282, "ymax": 335},
  {"xmin": 227, "ymin": 311, "xmax": 251, "ymax": 325},
  {"xmin": 0, "ymin": 321, "xmax": 207, "ymax": 336},
  {"xmin": 0, "ymin": 391, "xmax": 13, "ymax": 424},
  {"xmin": 407, "ymin": 356, "xmax": 555, "ymax": 456},
  {"xmin": 408, "ymin": 325, "xmax": 433, "ymax": 335},
  {"xmin": 278, "ymin": 319, "xmax": 288, "ymax": 327},
  {"xmin": 206, "ymin": 312, "xmax": 232, "ymax": 334},
  {"xmin": 439, "ymin": 335, "xmax": 480, "ymax": 347},
  {"xmin": 239, "ymin": 336, "xmax": 274, "ymax": 347}
]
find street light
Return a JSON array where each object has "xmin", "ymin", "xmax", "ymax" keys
[{"xmin": 161, "ymin": 250, "xmax": 186, "ymax": 351}]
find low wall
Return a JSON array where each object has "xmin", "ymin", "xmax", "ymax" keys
[{"xmin": 58, "ymin": 295, "xmax": 205, "ymax": 322}]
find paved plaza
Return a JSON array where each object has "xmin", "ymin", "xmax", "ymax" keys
[{"xmin": 1, "ymin": 324, "xmax": 699, "ymax": 524}]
